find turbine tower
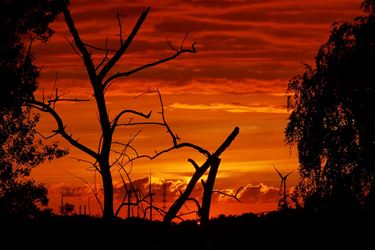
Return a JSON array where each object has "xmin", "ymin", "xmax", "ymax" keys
[{"xmin": 273, "ymin": 165, "xmax": 294, "ymax": 210}]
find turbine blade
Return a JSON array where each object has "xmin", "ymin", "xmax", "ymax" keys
[
  {"xmin": 273, "ymin": 164, "xmax": 283, "ymax": 178},
  {"xmin": 285, "ymin": 170, "xmax": 295, "ymax": 178}
]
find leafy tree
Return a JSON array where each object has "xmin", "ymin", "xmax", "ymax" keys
[
  {"xmin": 0, "ymin": 111, "xmax": 67, "ymax": 218},
  {"xmin": 0, "ymin": 0, "xmax": 68, "ymax": 218},
  {"xmin": 286, "ymin": 0, "xmax": 375, "ymax": 211},
  {"xmin": 0, "ymin": 0, "xmax": 67, "ymax": 108}
]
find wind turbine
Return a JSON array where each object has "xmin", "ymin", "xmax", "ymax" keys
[{"xmin": 273, "ymin": 165, "xmax": 294, "ymax": 210}]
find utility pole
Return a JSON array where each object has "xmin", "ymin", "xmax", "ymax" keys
[{"xmin": 162, "ymin": 181, "xmax": 167, "ymax": 212}]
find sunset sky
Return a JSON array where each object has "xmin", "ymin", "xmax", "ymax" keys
[{"xmin": 31, "ymin": 0, "xmax": 362, "ymax": 218}]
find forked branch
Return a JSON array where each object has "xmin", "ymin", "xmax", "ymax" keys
[
  {"xmin": 98, "ymin": 7, "xmax": 151, "ymax": 81},
  {"xmin": 213, "ymin": 186, "xmax": 243, "ymax": 203},
  {"xmin": 26, "ymin": 99, "xmax": 98, "ymax": 160},
  {"xmin": 103, "ymin": 42, "xmax": 197, "ymax": 91}
]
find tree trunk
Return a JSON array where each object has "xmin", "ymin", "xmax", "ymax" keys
[
  {"xmin": 200, "ymin": 157, "xmax": 221, "ymax": 225},
  {"xmin": 163, "ymin": 162, "xmax": 208, "ymax": 223},
  {"xmin": 101, "ymin": 163, "xmax": 114, "ymax": 219},
  {"xmin": 163, "ymin": 127, "xmax": 239, "ymax": 223}
]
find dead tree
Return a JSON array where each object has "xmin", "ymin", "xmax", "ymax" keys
[{"xmin": 24, "ymin": 3, "xmax": 197, "ymax": 219}]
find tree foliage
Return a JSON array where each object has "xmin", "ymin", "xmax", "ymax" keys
[
  {"xmin": 0, "ymin": 0, "xmax": 68, "ymax": 217},
  {"xmin": 286, "ymin": 1, "xmax": 375, "ymax": 210},
  {"xmin": 0, "ymin": 0, "xmax": 67, "ymax": 109},
  {"xmin": 0, "ymin": 111, "xmax": 67, "ymax": 217}
]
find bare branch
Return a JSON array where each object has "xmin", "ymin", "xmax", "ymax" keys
[
  {"xmin": 117, "ymin": 121, "xmax": 164, "ymax": 127},
  {"xmin": 188, "ymin": 158, "xmax": 199, "ymax": 171},
  {"xmin": 111, "ymin": 109, "xmax": 152, "ymax": 132},
  {"xmin": 166, "ymin": 39, "xmax": 178, "ymax": 52},
  {"xmin": 143, "ymin": 204, "xmax": 166, "ymax": 219},
  {"xmin": 64, "ymin": 37, "xmax": 83, "ymax": 59},
  {"xmin": 110, "ymin": 130, "xmax": 141, "ymax": 168},
  {"xmin": 164, "ymin": 127, "xmax": 240, "ymax": 223},
  {"xmin": 66, "ymin": 171, "xmax": 104, "ymax": 213},
  {"xmin": 48, "ymin": 97, "xmax": 90, "ymax": 104},
  {"xmin": 117, "ymin": 12, "xmax": 124, "ymax": 46},
  {"xmin": 63, "ymin": 6, "xmax": 97, "ymax": 81},
  {"xmin": 98, "ymin": 7, "xmax": 151, "ymax": 81},
  {"xmin": 213, "ymin": 187, "xmax": 243, "ymax": 203},
  {"xmin": 177, "ymin": 210, "xmax": 198, "ymax": 218},
  {"xmin": 122, "ymin": 141, "xmax": 211, "ymax": 166},
  {"xmin": 35, "ymin": 130, "xmax": 59, "ymax": 140},
  {"xmin": 103, "ymin": 42, "xmax": 197, "ymax": 90},
  {"xmin": 156, "ymin": 89, "xmax": 177, "ymax": 146},
  {"xmin": 24, "ymin": 35, "xmax": 37, "ymax": 66},
  {"xmin": 185, "ymin": 197, "xmax": 201, "ymax": 213},
  {"xmin": 49, "ymin": 72, "xmax": 58, "ymax": 101},
  {"xmin": 115, "ymin": 171, "xmax": 129, "ymax": 217},
  {"xmin": 84, "ymin": 42, "xmax": 116, "ymax": 52},
  {"xmin": 115, "ymin": 163, "xmax": 145, "ymax": 216},
  {"xmin": 180, "ymin": 32, "xmax": 189, "ymax": 50},
  {"xmin": 201, "ymin": 179, "xmax": 206, "ymax": 189},
  {"xmin": 25, "ymin": 99, "xmax": 99, "ymax": 160},
  {"xmin": 95, "ymin": 38, "xmax": 110, "ymax": 71},
  {"xmin": 112, "ymin": 89, "xmax": 212, "ymax": 167},
  {"xmin": 70, "ymin": 156, "xmax": 100, "ymax": 173},
  {"xmin": 112, "ymin": 143, "xmax": 138, "ymax": 157},
  {"xmin": 45, "ymin": 85, "xmax": 90, "ymax": 105}
]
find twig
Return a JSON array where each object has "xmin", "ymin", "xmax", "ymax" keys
[
  {"xmin": 103, "ymin": 42, "xmax": 197, "ymax": 91},
  {"xmin": 95, "ymin": 38, "xmax": 110, "ymax": 71},
  {"xmin": 25, "ymin": 99, "xmax": 98, "ymax": 159},
  {"xmin": 98, "ymin": 7, "xmax": 151, "ymax": 81},
  {"xmin": 84, "ymin": 42, "xmax": 115, "ymax": 52},
  {"xmin": 66, "ymin": 171, "xmax": 104, "ymax": 213},
  {"xmin": 117, "ymin": 12, "xmax": 124, "ymax": 46},
  {"xmin": 70, "ymin": 156, "xmax": 100, "ymax": 173},
  {"xmin": 212, "ymin": 186, "xmax": 243, "ymax": 203},
  {"xmin": 65, "ymin": 37, "xmax": 83, "ymax": 59},
  {"xmin": 36, "ymin": 130, "xmax": 59, "ymax": 140}
]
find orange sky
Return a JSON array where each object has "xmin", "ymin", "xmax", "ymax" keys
[{"xmin": 31, "ymin": 0, "xmax": 362, "ymax": 219}]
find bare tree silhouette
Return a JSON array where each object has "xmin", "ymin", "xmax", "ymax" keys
[
  {"xmin": 22, "ymin": 3, "xmax": 197, "ymax": 219},
  {"xmin": 18, "ymin": 1, "xmax": 240, "ymax": 222}
]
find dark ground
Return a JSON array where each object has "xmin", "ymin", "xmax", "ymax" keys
[{"xmin": 1, "ymin": 210, "xmax": 374, "ymax": 249}]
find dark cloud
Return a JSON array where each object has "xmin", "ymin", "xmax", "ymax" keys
[
  {"xmin": 49, "ymin": 177, "xmax": 281, "ymax": 205},
  {"xmin": 153, "ymin": 19, "xmax": 245, "ymax": 33},
  {"xmin": 49, "ymin": 183, "xmax": 92, "ymax": 197},
  {"xmin": 70, "ymin": 4, "xmax": 149, "ymax": 22},
  {"xmin": 178, "ymin": 0, "xmax": 274, "ymax": 8},
  {"xmin": 236, "ymin": 183, "xmax": 278, "ymax": 203},
  {"xmin": 113, "ymin": 177, "xmax": 188, "ymax": 202},
  {"xmin": 215, "ymin": 4, "xmax": 359, "ymax": 24},
  {"xmin": 36, "ymin": 0, "xmax": 361, "ymax": 95}
]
